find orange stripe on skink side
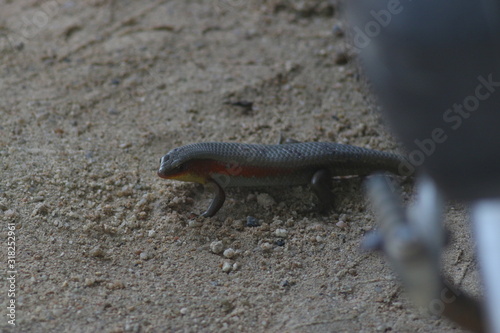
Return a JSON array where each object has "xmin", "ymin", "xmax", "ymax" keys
[{"xmin": 189, "ymin": 159, "xmax": 294, "ymax": 178}]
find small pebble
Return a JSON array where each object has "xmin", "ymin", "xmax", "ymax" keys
[
  {"xmin": 259, "ymin": 223, "xmax": 270, "ymax": 231},
  {"xmin": 139, "ymin": 251, "xmax": 151, "ymax": 260},
  {"xmin": 271, "ymin": 218, "xmax": 284, "ymax": 226},
  {"xmin": 180, "ymin": 307, "xmax": 188, "ymax": 315},
  {"xmin": 223, "ymin": 248, "xmax": 236, "ymax": 259},
  {"xmin": 232, "ymin": 219, "xmax": 244, "ymax": 230},
  {"xmin": 336, "ymin": 220, "xmax": 347, "ymax": 228},
  {"xmin": 222, "ymin": 262, "xmax": 232, "ymax": 273},
  {"xmin": 246, "ymin": 193, "xmax": 256, "ymax": 202},
  {"xmin": 84, "ymin": 278, "xmax": 96, "ymax": 287},
  {"xmin": 33, "ymin": 196, "xmax": 45, "ymax": 202},
  {"xmin": 136, "ymin": 211, "xmax": 148, "ymax": 220},
  {"xmin": 210, "ymin": 241, "xmax": 224, "ymax": 254},
  {"xmin": 260, "ymin": 242, "xmax": 273, "ymax": 252},
  {"xmin": 232, "ymin": 263, "xmax": 240, "ymax": 271},
  {"xmin": 275, "ymin": 239, "xmax": 285, "ymax": 247},
  {"xmin": 89, "ymin": 246, "xmax": 105, "ymax": 258},
  {"xmin": 274, "ymin": 228, "xmax": 288, "ymax": 238},
  {"xmin": 4, "ymin": 209, "xmax": 17, "ymax": 219},
  {"xmin": 246, "ymin": 216, "xmax": 260, "ymax": 228},
  {"xmin": 136, "ymin": 197, "xmax": 148, "ymax": 208},
  {"xmin": 188, "ymin": 220, "xmax": 202, "ymax": 228},
  {"xmin": 256, "ymin": 193, "xmax": 276, "ymax": 209},
  {"xmin": 106, "ymin": 280, "xmax": 125, "ymax": 290},
  {"xmin": 119, "ymin": 142, "xmax": 132, "ymax": 149},
  {"xmin": 32, "ymin": 203, "xmax": 49, "ymax": 216}
]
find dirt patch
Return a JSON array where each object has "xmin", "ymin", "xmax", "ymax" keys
[{"xmin": 0, "ymin": 1, "xmax": 478, "ymax": 332}]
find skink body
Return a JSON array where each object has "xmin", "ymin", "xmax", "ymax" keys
[{"xmin": 158, "ymin": 142, "xmax": 407, "ymax": 217}]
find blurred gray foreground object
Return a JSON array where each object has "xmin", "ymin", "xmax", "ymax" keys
[
  {"xmin": 348, "ymin": 1, "xmax": 500, "ymax": 332},
  {"xmin": 349, "ymin": 0, "xmax": 500, "ymax": 200}
]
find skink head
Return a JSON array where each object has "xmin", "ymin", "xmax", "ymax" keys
[{"xmin": 157, "ymin": 147, "xmax": 208, "ymax": 184}]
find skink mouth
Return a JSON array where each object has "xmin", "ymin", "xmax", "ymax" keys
[
  {"xmin": 158, "ymin": 163, "xmax": 173, "ymax": 178},
  {"xmin": 158, "ymin": 163, "xmax": 181, "ymax": 179}
]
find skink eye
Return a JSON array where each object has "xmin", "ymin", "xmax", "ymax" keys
[{"xmin": 174, "ymin": 164, "xmax": 186, "ymax": 172}]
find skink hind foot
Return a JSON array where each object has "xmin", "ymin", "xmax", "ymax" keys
[{"xmin": 311, "ymin": 169, "xmax": 336, "ymax": 212}]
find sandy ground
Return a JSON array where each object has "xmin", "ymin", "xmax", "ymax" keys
[{"xmin": 0, "ymin": 1, "xmax": 480, "ymax": 332}]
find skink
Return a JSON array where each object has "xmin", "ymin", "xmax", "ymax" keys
[{"xmin": 158, "ymin": 142, "xmax": 407, "ymax": 217}]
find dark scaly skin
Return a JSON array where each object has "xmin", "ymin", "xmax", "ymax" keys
[{"xmin": 158, "ymin": 142, "xmax": 407, "ymax": 217}]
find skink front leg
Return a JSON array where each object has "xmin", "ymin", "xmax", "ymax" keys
[
  {"xmin": 201, "ymin": 180, "xmax": 226, "ymax": 217},
  {"xmin": 311, "ymin": 169, "xmax": 335, "ymax": 212}
]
